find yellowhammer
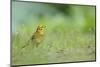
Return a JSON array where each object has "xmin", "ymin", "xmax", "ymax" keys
[{"xmin": 22, "ymin": 25, "xmax": 46, "ymax": 48}]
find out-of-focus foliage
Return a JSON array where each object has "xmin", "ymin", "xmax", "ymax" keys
[{"xmin": 12, "ymin": 1, "xmax": 95, "ymax": 33}]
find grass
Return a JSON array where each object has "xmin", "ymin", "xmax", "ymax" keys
[{"xmin": 12, "ymin": 23, "xmax": 96, "ymax": 65}]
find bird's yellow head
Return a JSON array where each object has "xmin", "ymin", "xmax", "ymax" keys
[{"xmin": 36, "ymin": 25, "xmax": 46, "ymax": 34}]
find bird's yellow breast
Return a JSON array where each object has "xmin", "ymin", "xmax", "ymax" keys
[{"xmin": 31, "ymin": 25, "xmax": 46, "ymax": 44}]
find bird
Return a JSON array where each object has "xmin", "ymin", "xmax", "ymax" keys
[{"xmin": 22, "ymin": 25, "xmax": 46, "ymax": 48}]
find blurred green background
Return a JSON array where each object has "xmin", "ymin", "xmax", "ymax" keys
[{"xmin": 12, "ymin": 1, "xmax": 96, "ymax": 65}]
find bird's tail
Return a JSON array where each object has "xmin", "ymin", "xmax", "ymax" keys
[{"xmin": 22, "ymin": 39, "xmax": 30, "ymax": 49}]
